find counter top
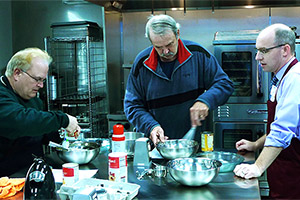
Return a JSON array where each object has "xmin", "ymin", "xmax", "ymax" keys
[
  {"xmin": 90, "ymin": 150, "xmax": 260, "ymax": 200},
  {"xmin": 11, "ymin": 147, "xmax": 260, "ymax": 200}
]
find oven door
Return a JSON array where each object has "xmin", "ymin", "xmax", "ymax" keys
[
  {"xmin": 214, "ymin": 122, "xmax": 266, "ymax": 150},
  {"xmin": 214, "ymin": 45, "xmax": 270, "ymax": 104}
]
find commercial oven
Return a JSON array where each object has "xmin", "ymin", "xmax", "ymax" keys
[
  {"xmin": 213, "ymin": 30, "xmax": 270, "ymax": 197},
  {"xmin": 212, "ymin": 30, "xmax": 269, "ymax": 147},
  {"xmin": 213, "ymin": 104, "xmax": 266, "ymax": 149},
  {"xmin": 213, "ymin": 30, "xmax": 270, "ymax": 104}
]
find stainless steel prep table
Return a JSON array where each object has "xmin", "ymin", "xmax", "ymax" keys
[
  {"xmin": 82, "ymin": 150, "xmax": 261, "ymax": 200},
  {"xmin": 11, "ymin": 147, "xmax": 260, "ymax": 200}
]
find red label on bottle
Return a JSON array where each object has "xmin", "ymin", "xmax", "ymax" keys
[{"xmin": 63, "ymin": 167, "xmax": 74, "ymax": 177}]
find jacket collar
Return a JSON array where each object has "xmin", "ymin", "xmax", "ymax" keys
[
  {"xmin": 144, "ymin": 39, "xmax": 192, "ymax": 71},
  {"xmin": 0, "ymin": 75, "xmax": 11, "ymax": 89}
]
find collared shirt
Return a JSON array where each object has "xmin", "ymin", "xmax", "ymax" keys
[
  {"xmin": 269, "ymin": 58, "xmax": 293, "ymax": 102},
  {"xmin": 265, "ymin": 57, "xmax": 300, "ymax": 148}
]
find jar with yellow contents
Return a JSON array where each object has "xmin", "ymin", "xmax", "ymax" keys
[{"xmin": 201, "ymin": 131, "xmax": 214, "ymax": 152}]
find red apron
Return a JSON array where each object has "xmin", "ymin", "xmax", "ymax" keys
[{"xmin": 267, "ymin": 58, "xmax": 300, "ymax": 199}]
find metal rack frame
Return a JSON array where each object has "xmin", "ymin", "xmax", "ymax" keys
[{"xmin": 44, "ymin": 36, "xmax": 108, "ymax": 138}]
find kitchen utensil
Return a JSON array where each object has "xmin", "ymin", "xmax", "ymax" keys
[
  {"xmin": 55, "ymin": 141, "xmax": 101, "ymax": 165},
  {"xmin": 197, "ymin": 151, "xmax": 244, "ymax": 172},
  {"xmin": 154, "ymin": 165, "xmax": 167, "ymax": 178},
  {"xmin": 124, "ymin": 131, "xmax": 144, "ymax": 158},
  {"xmin": 136, "ymin": 168, "xmax": 153, "ymax": 180},
  {"xmin": 167, "ymin": 157, "xmax": 221, "ymax": 186},
  {"xmin": 156, "ymin": 139, "xmax": 199, "ymax": 160},
  {"xmin": 49, "ymin": 141, "xmax": 69, "ymax": 151},
  {"xmin": 133, "ymin": 137, "xmax": 152, "ymax": 167},
  {"xmin": 24, "ymin": 157, "xmax": 56, "ymax": 199},
  {"xmin": 182, "ymin": 126, "xmax": 197, "ymax": 140}
]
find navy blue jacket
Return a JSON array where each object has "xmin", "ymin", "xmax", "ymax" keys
[{"xmin": 124, "ymin": 39, "xmax": 233, "ymax": 139}]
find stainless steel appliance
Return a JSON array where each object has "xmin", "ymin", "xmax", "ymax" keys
[
  {"xmin": 45, "ymin": 21, "xmax": 109, "ymax": 138},
  {"xmin": 213, "ymin": 30, "xmax": 270, "ymax": 197},
  {"xmin": 213, "ymin": 30, "xmax": 270, "ymax": 104},
  {"xmin": 214, "ymin": 120, "xmax": 265, "ymax": 150},
  {"xmin": 213, "ymin": 30, "xmax": 269, "ymax": 149}
]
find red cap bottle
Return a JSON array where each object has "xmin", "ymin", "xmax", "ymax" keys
[
  {"xmin": 112, "ymin": 124, "xmax": 125, "ymax": 152},
  {"xmin": 113, "ymin": 124, "xmax": 124, "ymax": 135}
]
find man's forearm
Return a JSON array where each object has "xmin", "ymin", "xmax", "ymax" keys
[
  {"xmin": 255, "ymin": 146, "xmax": 283, "ymax": 173},
  {"xmin": 255, "ymin": 134, "xmax": 266, "ymax": 150}
]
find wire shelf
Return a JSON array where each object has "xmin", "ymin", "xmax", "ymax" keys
[{"xmin": 45, "ymin": 36, "xmax": 108, "ymax": 137}]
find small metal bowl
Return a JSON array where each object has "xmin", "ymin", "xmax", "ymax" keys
[
  {"xmin": 156, "ymin": 139, "xmax": 199, "ymax": 160},
  {"xmin": 167, "ymin": 157, "xmax": 222, "ymax": 186},
  {"xmin": 197, "ymin": 151, "xmax": 244, "ymax": 173},
  {"xmin": 56, "ymin": 141, "xmax": 101, "ymax": 165}
]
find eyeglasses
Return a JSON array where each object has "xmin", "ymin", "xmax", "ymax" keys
[
  {"xmin": 255, "ymin": 44, "xmax": 286, "ymax": 55},
  {"xmin": 21, "ymin": 69, "xmax": 46, "ymax": 84}
]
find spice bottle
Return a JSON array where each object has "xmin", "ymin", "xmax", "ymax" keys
[
  {"xmin": 201, "ymin": 131, "xmax": 214, "ymax": 152},
  {"xmin": 111, "ymin": 124, "xmax": 125, "ymax": 153}
]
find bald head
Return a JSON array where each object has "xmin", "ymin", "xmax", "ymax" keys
[
  {"xmin": 258, "ymin": 23, "xmax": 295, "ymax": 55},
  {"xmin": 255, "ymin": 23, "xmax": 296, "ymax": 74}
]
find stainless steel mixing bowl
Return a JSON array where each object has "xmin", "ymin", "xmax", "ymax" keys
[
  {"xmin": 156, "ymin": 139, "xmax": 199, "ymax": 160},
  {"xmin": 167, "ymin": 157, "xmax": 222, "ymax": 186},
  {"xmin": 124, "ymin": 132, "xmax": 144, "ymax": 158},
  {"xmin": 196, "ymin": 151, "xmax": 244, "ymax": 172},
  {"xmin": 56, "ymin": 141, "xmax": 101, "ymax": 165}
]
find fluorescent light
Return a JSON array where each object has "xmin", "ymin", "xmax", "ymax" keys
[{"xmin": 171, "ymin": 8, "xmax": 184, "ymax": 11}]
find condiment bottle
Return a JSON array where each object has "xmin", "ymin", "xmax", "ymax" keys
[
  {"xmin": 201, "ymin": 131, "xmax": 214, "ymax": 152},
  {"xmin": 62, "ymin": 138, "xmax": 69, "ymax": 149},
  {"xmin": 111, "ymin": 124, "xmax": 125, "ymax": 153}
]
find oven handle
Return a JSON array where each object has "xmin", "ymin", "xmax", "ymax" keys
[
  {"xmin": 256, "ymin": 62, "xmax": 263, "ymax": 96},
  {"xmin": 247, "ymin": 109, "xmax": 268, "ymax": 115}
]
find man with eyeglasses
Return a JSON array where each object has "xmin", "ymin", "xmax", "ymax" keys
[
  {"xmin": 0, "ymin": 47, "xmax": 81, "ymax": 176},
  {"xmin": 234, "ymin": 24, "xmax": 300, "ymax": 199}
]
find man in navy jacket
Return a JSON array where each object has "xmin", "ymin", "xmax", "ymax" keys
[{"xmin": 124, "ymin": 14, "xmax": 233, "ymax": 145}]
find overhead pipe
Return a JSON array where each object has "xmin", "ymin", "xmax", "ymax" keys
[{"xmin": 151, "ymin": 0, "xmax": 154, "ymax": 14}]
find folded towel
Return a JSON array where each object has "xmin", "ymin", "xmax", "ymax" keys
[{"xmin": 0, "ymin": 177, "xmax": 25, "ymax": 198}]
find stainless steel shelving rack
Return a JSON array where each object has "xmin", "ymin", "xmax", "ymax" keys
[{"xmin": 44, "ymin": 22, "xmax": 108, "ymax": 138}]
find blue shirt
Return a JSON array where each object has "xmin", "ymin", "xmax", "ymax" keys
[
  {"xmin": 159, "ymin": 59, "xmax": 176, "ymax": 79},
  {"xmin": 265, "ymin": 57, "xmax": 300, "ymax": 149}
]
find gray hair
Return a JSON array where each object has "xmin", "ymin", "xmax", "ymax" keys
[
  {"xmin": 273, "ymin": 24, "xmax": 296, "ymax": 55},
  {"xmin": 5, "ymin": 47, "xmax": 52, "ymax": 77},
  {"xmin": 145, "ymin": 14, "xmax": 180, "ymax": 40}
]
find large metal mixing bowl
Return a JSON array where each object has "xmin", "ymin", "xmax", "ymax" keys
[
  {"xmin": 56, "ymin": 141, "xmax": 101, "ymax": 165},
  {"xmin": 124, "ymin": 132, "xmax": 144, "ymax": 158},
  {"xmin": 156, "ymin": 139, "xmax": 199, "ymax": 160},
  {"xmin": 197, "ymin": 151, "xmax": 244, "ymax": 173},
  {"xmin": 167, "ymin": 157, "xmax": 222, "ymax": 186}
]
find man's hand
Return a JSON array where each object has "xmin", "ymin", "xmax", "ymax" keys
[
  {"xmin": 66, "ymin": 114, "xmax": 81, "ymax": 138},
  {"xmin": 149, "ymin": 126, "xmax": 168, "ymax": 146},
  {"xmin": 234, "ymin": 163, "xmax": 263, "ymax": 179},
  {"xmin": 236, "ymin": 139, "xmax": 256, "ymax": 152},
  {"xmin": 190, "ymin": 101, "xmax": 209, "ymax": 126}
]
